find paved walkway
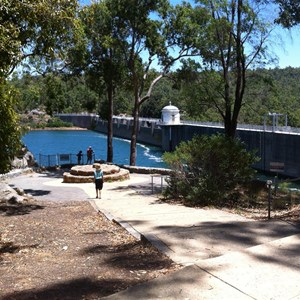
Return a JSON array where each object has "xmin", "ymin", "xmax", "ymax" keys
[{"xmin": 7, "ymin": 171, "xmax": 300, "ymax": 300}]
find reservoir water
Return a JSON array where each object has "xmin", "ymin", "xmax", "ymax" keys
[{"xmin": 22, "ymin": 130, "xmax": 167, "ymax": 168}]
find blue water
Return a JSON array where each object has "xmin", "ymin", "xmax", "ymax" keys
[{"xmin": 22, "ymin": 130, "xmax": 167, "ymax": 168}]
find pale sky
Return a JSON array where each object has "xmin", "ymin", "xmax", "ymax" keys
[
  {"xmin": 272, "ymin": 26, "xmax": 300, "ymax": 68},
  {"xmin": 79, "ymin": 0, "xmax": 300, "ymax": 69}
]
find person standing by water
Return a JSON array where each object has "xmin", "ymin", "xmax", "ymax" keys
[
  {"xmin": 76, "ymin": 150, "xmax": 83, "ymax": 165},
  {"xmin": 93, "ymin": 164, "xmax": 103, "ymax": 198},
  {"xmin": 86, "ymin": 146, "xmax": 94, "ymax": 164}
]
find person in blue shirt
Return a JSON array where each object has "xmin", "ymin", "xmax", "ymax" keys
[{"xmin": 93, "ymin": 164, "xmax": 103, "ymax": 198}]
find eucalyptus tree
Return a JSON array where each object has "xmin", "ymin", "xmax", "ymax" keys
[
  {"xmin": 101, "ymin": 0, "xmax": 167, "ymax": 165},
  {"xmin": 179, "ymin": 0, "xmax": 274, "ymax": 138},
  {"xmin": 0, "ymin": 0, "xmax": 78, "ymax": 173},
  {"xmin": 108, "ymin": 0, "xmax": 208, "ymax": 165},
  {"xmin": 79, "ymin": 1, "xmax": 128, "ymax": 163}
]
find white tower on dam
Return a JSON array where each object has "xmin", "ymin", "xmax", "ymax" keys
[{"xmin": 161, "ymin": 102, "xmax": 180, "ymax": 125}]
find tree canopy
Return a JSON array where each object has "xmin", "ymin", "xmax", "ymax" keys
[
  {"xmin": 274, "ymin": 0, "xmax": 300, "ymax": 27},
  {"xmin": 0, "ymin": 0, "xmax": 78, "ymax": 173},
  {"xmin": 176, "ymin": 0, "xmax": 274, "ymax": 138}
]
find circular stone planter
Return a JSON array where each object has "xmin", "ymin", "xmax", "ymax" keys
[{"xmin": 63, "ymin": 164, "xmax": 130, "ymax": 183}]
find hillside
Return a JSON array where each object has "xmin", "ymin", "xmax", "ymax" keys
[{"xmin": 11, "ymin": 67, "xmax": 300, "ymax": 128}]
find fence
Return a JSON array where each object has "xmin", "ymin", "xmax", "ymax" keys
[
  {"xmin": 38, "ymin": 153, "xmax": 95, "ymax": 167},
  {"xmin": 264, "ymin": 180, "xmax": 300, "ymax": 220}
]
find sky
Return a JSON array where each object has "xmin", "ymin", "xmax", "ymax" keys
[
  {"xmin": 272, "ymin": 27, "xmax": 300, "ymax": 68},
  {"xmin": 79, "ymin": 0, "xmax": 300, "ymax": 69}
]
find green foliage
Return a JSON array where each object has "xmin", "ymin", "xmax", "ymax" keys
[
  {"xmin": 241, "ymin": 67, "xmax": 300, "ymax": 127},
  {"xmin": 79, "ymin": 0, "xmax": 128, "ymax": 93},
  {"xmin": 10, "ymin": 73, "xmax": 99, "ymax": 115},
  {"xmin": 0, "ymin": 81, "xmax": 22, "ymax": 173},
  {"xmin": 47, "ymin": 118, "xmax": 72, "ymax": 128},
  {"xmin": 140, "ymin": 76, "xmax": 181, "ymax": 118},
  {"xmin": 10, "ymin": 65, "xmax": 300, "ymax": 128},
  {"xmin": 0, "ymin": 0, "xmax": 78, "ymax": 174},
  {"xmin": 163, "ymin": 134, "xmax": 258, "ymax": 206},
  {"xmin": 0, "ymin": 0, "xmax": 78, "ymax": 77},
  {"xmin": 175, "ymin": 0, "xmax": 274, "ymax": 137},
  {"xmin": 172, "ymin": 65, "xmax": 300, "ymax": 128},
  {"xmin": 103, "ymin": 0, "xmax": 172, "ymax": 165},
  {"xmin": 43, "ymin": 118, "xmax": 73, "ymax": 129},
  {"xmin": 274, "ymin": 0, "xmax": 300, "ymax": 28}
]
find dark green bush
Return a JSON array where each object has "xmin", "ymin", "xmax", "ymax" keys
[
  {"xmin": 163, "ymin": 134, "xmax": 259, "ymax": 206},
  {"xmin": 47, "ymin": 117, "xmax": 73, "ymax": 128}
]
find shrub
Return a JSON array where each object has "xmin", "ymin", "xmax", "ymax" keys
[
  {"xmin": 47, "ymin": 117, "xmax": 73, "ymax": 128},
  {"xmin": 163, "ymin": 134, "xmax": 259, "ymax": 206}
]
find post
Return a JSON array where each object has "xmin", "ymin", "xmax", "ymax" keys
[{"xmin": 266, "ymin": 180, "xmax": 272, "ymax": 220}]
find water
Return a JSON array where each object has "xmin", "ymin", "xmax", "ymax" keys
[{"xmin": 22, "ymin": 130, "xmax": 167, "ymax": 168}]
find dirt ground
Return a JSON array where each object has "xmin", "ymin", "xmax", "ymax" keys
[
  {"xmin": 2, "ymin": 174, "xmax": 299, "ymax": 300},
  {"xmin": 0, "ymin": 198, "xmax": 179, "ymax": 300}
]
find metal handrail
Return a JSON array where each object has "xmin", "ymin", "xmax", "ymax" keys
[{"xmin": 38, "ymin": 153, "xmax": 95, "ymax": 167}]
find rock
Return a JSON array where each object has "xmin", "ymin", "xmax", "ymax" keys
[
  {"xmin": 0, "ymin": 182, "xmax": 27, "ymax": 203},
  {"xmin": 15, "ymin": 187, "xmax": 25, "ymax": 196},
  {"xmin": 11, "ymin": 157, "xmax": 28, "ymax": 168},
  {"xmin": 11, "ymin": 148, "xmax": 37, "ymax": 169},
  {"xmin": 24, "ymin": 151, "xmax": 36, "ymax": 167}
]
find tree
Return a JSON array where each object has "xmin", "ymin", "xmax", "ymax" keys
[
  {"xmin": 274, "ymin": 0, "xmax": 300, "ymax": 27},
  {"xmin": 108, "ymin": 0, "xmax": 207, "ymax": 165},
  {"xmin": 0, "ymin": 81, "xmax": 22, "ymax": 173},
  {"xmin": 103, "ymin": 0, "xmax": 166, "ymax": 165},
  {"xmin": 163, "ymin": 134, "xmax": 258, "ymax": 206},
  {"xmin": 44, "ymin": 74, "xmax": 67, "ymax": 115},
  {"xmin": 140, "ymin": 75, "xmax": 181, "ymax": 118},
  {"xmin": 180, "ymin": 0, "xmax": 274, "ymax": 138},
  {"xmin": 1, "ymin": 0, "xmax": 78, "ymax": 77},
  {"xmin": 0, "ymin": 0, "xmax": 78, "ymax": 173},
  {"xmin": 79, "ymin": 1, "xmax": 127, "ymax": 162}
]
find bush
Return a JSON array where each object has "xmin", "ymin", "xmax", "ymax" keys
[
  {"xmin": 47, "ymin": 117, "xmax": 73, "ymax": 128},
  {"xmin": 163, "ymin": 134, "xmax": 259, "ymax": 206},
  {"xmin": 0, "ymin": 82, "xmax": 22, "ymax": 173}
]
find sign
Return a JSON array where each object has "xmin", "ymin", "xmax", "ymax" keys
[
  {"xmin": 270, "ymin": 162, "xmax": 284, "ymax": 173},
  {"xmin": 60, "ymin": 154, "xmax": 70, "ymax": 161}
]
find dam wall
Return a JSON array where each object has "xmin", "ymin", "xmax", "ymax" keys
[{"xmin": 57, "ymin": 114, "xmax": 300, "ymax": 178}]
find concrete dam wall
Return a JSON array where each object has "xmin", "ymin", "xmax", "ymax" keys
[{"xmin": 57, "ymin": 114, "xmax": 300, "ymax": 178}]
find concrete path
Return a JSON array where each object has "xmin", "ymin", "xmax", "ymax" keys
[{"xmin": 7, "ymin": 171, "xmax": 300, "ymax": 300}]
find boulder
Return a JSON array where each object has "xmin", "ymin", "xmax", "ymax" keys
[{"xmin": 0, "ymin": 182, "xmax": 29, "ymax": 203}]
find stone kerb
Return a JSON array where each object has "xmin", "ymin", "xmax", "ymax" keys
[{"xmin": 63, "ymin": 164, "xmax": 130, "ymax": 183}]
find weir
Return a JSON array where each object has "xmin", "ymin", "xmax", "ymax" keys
[{"xmin": 56, "ymin": 113, "xmax": 300, "ymax": 178}]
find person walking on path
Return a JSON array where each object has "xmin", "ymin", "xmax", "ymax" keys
[
  {"xmin": 86, "ymin": 146, "xmax": 94, "ymax": 164},
  {"xmin": 76, "ymin": 150, "xmax": 83, "ymax": 165},
  {"xmin": 93, "ymin": 163, "xmax": 103, "ymax": 199}
]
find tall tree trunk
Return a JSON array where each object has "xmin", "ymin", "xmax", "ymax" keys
[
  {"xmin": 223, "ymin": 68, "xmax": 235, "ymax": 138},
  {"xmin": 130, "ymin": 95, "xmax": 139, "ymax": 166},
  {"xmin": 223, "ymin": 0, "xmax": 244, "ymax": 139},
  {"xmin": 106, "ymin": 83, "xmax": 114, "ymax": 162},
  {"xmin": 231, "ymin": 0, "xmax": 245, "ymax": 138},
  {"xmin": 224, "ymin": 117, "xmax": 237, "ymax": 138}
]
